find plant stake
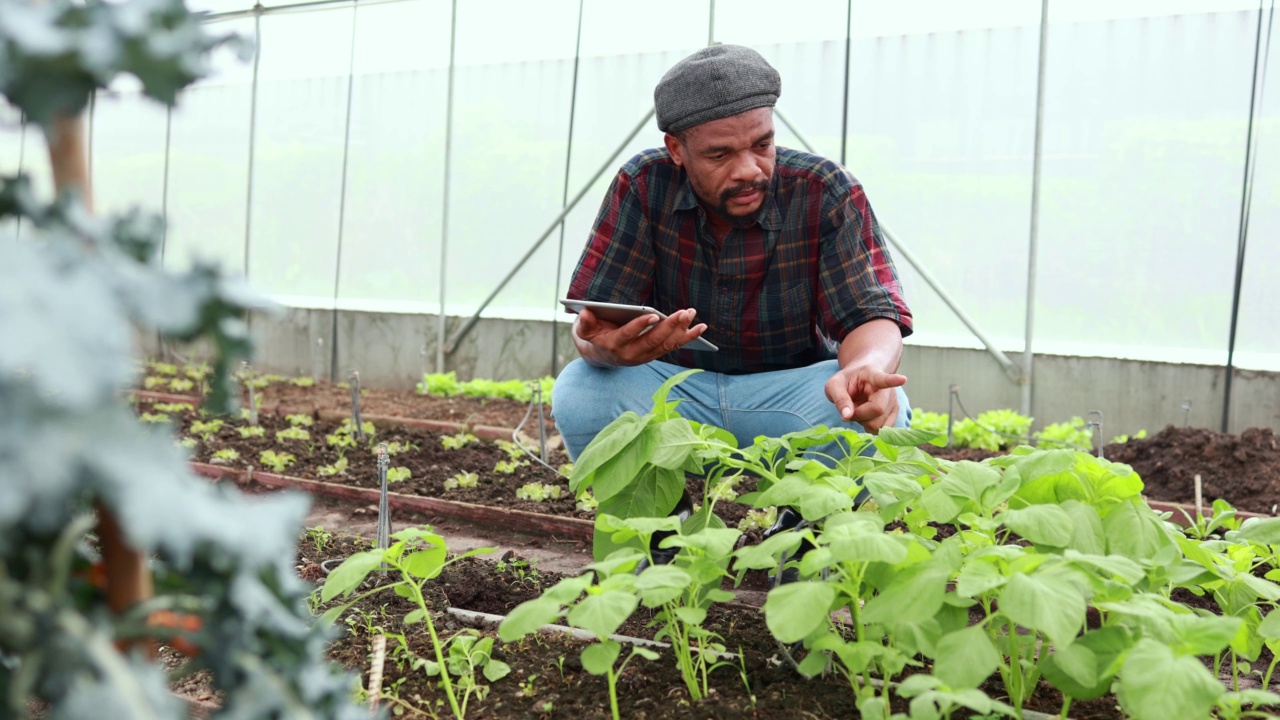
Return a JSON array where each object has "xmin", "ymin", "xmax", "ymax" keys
[
  {"xmin": 243, "ymin": 362, "xmax": 259, "ymax": 426},
  {"xmin": 376, "ymin": 442, "xmax": 391, "ymax": 572},
  {"xmin": 1087, "ymin": 410, "xmax": 1104, "ymax": 459},
  {"xmin": 368, "ymin": 633, "xmax": 387, "ymax": 714},
  {"xmin": 350, "ymin": 369, "xmax": 365, "ymax": 441}
]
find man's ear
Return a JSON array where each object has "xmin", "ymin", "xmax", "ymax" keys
[{"xmin": 664, "ymin": 132, "xmax": 684, "ymax": 167}]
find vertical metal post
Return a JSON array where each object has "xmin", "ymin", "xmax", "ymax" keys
[
  {"xmin": 1022, "ymin": 0, "xmax": 1050, "ymax": 420},
  {"xmin": 534, "ymin": 383, "xmax": 549, "ymax": 463},
  {"xmin": 840, "ymin": 0, "xmax": 852, "ymax": 166},
  {"xmin": 551, "ymin": 0, "xmax": 585, "ymax": 377},
  {"xmin": 376, "ymin": 443, "xmax": 390, "ymax": 571},
  {"xmin": 15, "ymin": 114, "xmax": 25, "ymax": 241},
  {"xmin": 243, "ymin": 5, "xmax": 263, "ymax": 280},
  {"xmin": 350, "ymin": 370, "xmax": 365, "ymax": 440},
  {"xmin": 1087, "ymin": 410, "xmax": 1104, "ymax": 459},
  {"xmin": 1223, "ymin": 0, "xmax": 1275, "ymax": 433},
  {"xmin": 708, "ymin": 0, "xmax": 715, "ymax": 45},
  {"xmin": 159, "ymin": 104, "xmax": 173, "ymax": 264},
  {"xmin": 436, "ymin": 0, "xmax": 458, "ymax": 374},
  {"xmin": 86, "ymin": 91, "xmax": 95, "ymax": 189},
  {"xmin": 330, "ymin": 2, "xmax": 360, "ymax": 383}
]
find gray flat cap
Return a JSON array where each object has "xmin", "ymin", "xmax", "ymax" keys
[{"xmin": 654, "ymin": 44, "xmax": 781, "ymax": 134}]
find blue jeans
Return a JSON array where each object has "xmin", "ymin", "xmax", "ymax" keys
[{"xmin": 552, "ymin": 359, "xmax": 911, "ymax": 461}]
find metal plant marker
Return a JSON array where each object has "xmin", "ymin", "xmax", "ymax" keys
[
  {"xmin": 1181, "ymin": 398, "xmax": 1193, "ymax": 427},
  {"xmin": 242, "ymin": 361, "xmax": 258, "ymax": 426},
  {"xmin": 376, "ymin": 442, "xmax": 391, "ymax": 573},
  {"xmin": 1087, "ymin": 410, "xmax": 1104, "ymax": 459},
  {"xmin": 350, "ymin": 370, "xmax": 365, "ymax": 440},
  {"xmin": 533, "ymin": 382, "xmax": 549, "ymax": 463}
]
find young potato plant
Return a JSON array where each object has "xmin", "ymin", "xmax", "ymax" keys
[
  {"xmin": 568, "ymin": 373, "xmax": 1280, "ymax": 717},
  {"xmin": 321, "ymin": 527, "xmax": 496, "ymax": 720},
  {"xmin": 497, "ymin": 552, "xmax": 657, "ymax": 720}
]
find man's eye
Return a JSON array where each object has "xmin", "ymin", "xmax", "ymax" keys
[
  {"xmin": 709, "ymin": 153, "xmax": 726, "ymax": 161},
  {"xmin": 757, "ymin": 141, "xmax": 772, "ymax": 149}
]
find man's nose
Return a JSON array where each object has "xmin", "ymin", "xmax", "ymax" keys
[{"xmin": 728, "ymin": 151, "xmax": 764, "ymax": 183}]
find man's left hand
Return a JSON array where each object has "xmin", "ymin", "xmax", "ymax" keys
[{"xmin": 825, "ymin": 365, "xmax": 908, "ymax": 434}]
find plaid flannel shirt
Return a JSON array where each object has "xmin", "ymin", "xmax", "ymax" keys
[{"xmin": 567, "ymin": 146, "xmax": 912, "ymax": 374}]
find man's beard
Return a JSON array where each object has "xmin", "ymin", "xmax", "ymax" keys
[{"xmin": 712, "ymin": 180, "xmax": 769, "ymax": 226}]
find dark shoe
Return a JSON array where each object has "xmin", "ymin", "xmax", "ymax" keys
[
  {"xmin": 634, "ymin": 491, "xmax": 695, "ymax": 574},
  {"xmin": 764, "ymin": 507, "xmax": 814, "ymax": 587}
]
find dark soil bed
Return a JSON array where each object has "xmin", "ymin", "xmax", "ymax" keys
[
  {"xmin": 924, "ymin": 426, "xmax": 1280, "ymax": 516},
  {"xmin": 303, "ymin": 533, "xmax": 1122, "ymax": 719}
]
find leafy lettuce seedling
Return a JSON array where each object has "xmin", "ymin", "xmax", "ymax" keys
[
  {"xmin": 259, "ymin": 450, "xmax": 295, "ymax": 473},
  {"xmin": 516, "ymin": 483, "xmax": 562, "ymax": 502}
]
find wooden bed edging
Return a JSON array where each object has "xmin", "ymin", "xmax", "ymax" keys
[{"xmin": 191, "ymin": 462, "xmax": 592, "ymax": 543}]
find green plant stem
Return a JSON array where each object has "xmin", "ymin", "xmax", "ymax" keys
[
  {"xmin": 406, "ymin": 578, "xmax": 463, "ymax": 720},
  {"xmin": 1232, "ymin": 650, "xmax": 1240, "ymax": 692},
  {"xmin": 606, "ymin": 667, "xmax": 621, "ymax": 720},
  {"xmin": 1263, "ymin": 653, "xmax": 1280, "ymax": 691},
  {"xmin": 1059, "ymin": 696, "xmax": 1071, "ymax": 719}
]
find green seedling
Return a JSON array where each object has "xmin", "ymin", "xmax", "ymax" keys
[
  {"xmin": 318, "ymin": 457, "xmax": 348, "ymax": 477},
  {"xmin": 494, "ymin": 459, "xmax": 527, "ymax": 475},
  {"xmin": 238, "ymin": 425, "xmax": 265, "ymax": 439},
  {"xmin": 289, "ymin": 376, "xmax": 314, "ymax": 387},
  {"xmin": 142, "ymin": 376, "xmax": 168, "ymax": 390},
  {"xmin": 138, "ymin": 412, "xmax": 170, "ymax": 424},
  {"xmin": 575, "ymin": 492, "xmax": 599, "ymax": 513},
  {"xmin": 153, "ymin": 402, "xmax": 194, "ymax": 413},
  {"xmin": 169, "ymin": 378, "xmax": 195, "ymax": 393},
  {"xmin": 306, "ymin": 526, "xmax": 333, "ymax": 554},
  {"xmin": 736, "ymin": 507, "xmax": 777, "ymax": 532},
  {"xmin": 175, "ymin": 437, "xmax": 197, "ymax": 451},
  {"xmin": 285, "ymin": 413, "xmax": 313, "ymax": 427},
  {"xmin": 499, "ymin": 556, "xmax": 657, "ymax": 720},
  {"xmin": 149, "ymin": 361, "xmax": 178, "ymax": 376},
  {"xmin": 384, "ymin": 440, "xmax": 416, "ymax": 455},
  {"xmin": 386, "ymin": 467, "xmax": 411, "ymax": 483},
  {"xmin": 327, "ymin": 432, "xmax": 357, "ymax": 450},
  {"xmin": 259, "ymin": 450, "xmax": 296, "ymax": 473},
  {"xmin": 516, "ymin": 483, "xmax": 562, "ymax": 502},
  {"xmin": 276, "ymin": 427, "xmax": 310, "ymax": 442},
  {"xmin": 321, "ymin": 527, "xmax": 496, "ymax": 720},
  {"xmin": 1034, "ymin": 417, "xmax": 1092, "ymax": 450},
  {"xmin": 183, "ymin": 362, "xmax": 210, "ymax": 380},
  {"xmin": 495, "ymin": 439, "xmax": 524, "ymax": 461},
  {"xmin": 442, "ymin": 432, "xmax": 479, "ymax": 450},
  {"xmin": 1111, "ymin": 429, "xmax": 1149, "ymax": 445},
  {"xmin": 191, "ymin": 419, "xmax": 223, "ymax": 441},
  {"xmin": 211, "ymin": 448, "xmax": 240, "ymax": 465},
  {"xmin": 444, "ymin": 472, "xmax": 479, "ymax": 491}
]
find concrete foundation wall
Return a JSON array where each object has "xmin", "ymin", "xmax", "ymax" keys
[{"xmin": 197, "ymin": 308, "xmax": 1278, "ymax": 437}]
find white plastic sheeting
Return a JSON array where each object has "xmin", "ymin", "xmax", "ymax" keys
[{"xmin": 3, "ymin": 0, "xmax": 1278, "ymax": 372}]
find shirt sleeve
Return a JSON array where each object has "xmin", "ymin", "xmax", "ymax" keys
[
  {"xmin": 565, "ymin": 169, "xmax": 656, "ymax": 306},
  {"xmin": 815, "ymin": 179, "xmax": 914, "ymax": 342}
]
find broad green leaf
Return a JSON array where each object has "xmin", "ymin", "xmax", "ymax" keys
[
  {"xmin": 918, "ymin": 484, "xmax": 964, "ymax": 523},
  {"xmin": 570, "ymin": 412, "xmax": 647, "ymax": 494},
  {"xmin": 863, "ymin": 564, "xmax": 949, "ymax": 625},
  {"xmin": 861, "ymin": 471, "xmax": 924, "ymax": 504},
  {"xmin": 612, "ymin": 515, "xmax": 682, "ymax": 541},
  {"xmin": 483, "ymin": 659, "xmax": 511, "ymax": 682},
  {"xmin": 1104, "ymin": 501, "xmax": 1174, "ymax": 562},
  {"xmin": 1237, "ymin": 517, "xmax": 1280, "ymax": 545},
  {"xmin": 825, "ymin": 530, "xmax": 909, "ymax": 566},
  {"xmin": 567, "ymin": 590, "xmax": 639, "ymax": 640},
  {"xmin": 1060, "ymin": 500, "xmax": 1106, "ymax": 555},
  {"xmin": 1091, "ymin": 460, "xmax": 1144, "ymax": 503},
  {"xmin": 498, "ymin": 599, "xmax": 562, "ymax": 641},
  {"xmin": 1062, "ymin": 550, "xmax": 1145, "ymax": 586},
  {"xmin": 732, "ymin": 531, "xmax": 804, "ymax": 571},
  {"xmin": 940, "ymin": 462, "xmax": 1002, "ymax": 506},
  {"xmin": 580, "ymin": 640, "xmax": 622, "ymax": 676},
  {"xmin": 1257, "ymin": 609, "xmax": 1280, "ymax": 640},
  {"xmin": 877, "ymin": 426, "xmax": 946, "ymax": 447},
  {"xmin": 932, "ymin": 625, "xmax": 999, "ymax": 689},
  {"xmin": 797, "ymin": 483, "xmax": 854, "ymax": 521},
  {"xmin": 955, "ymin": 559, "xmax": 1006, "ymax": 599},
  {"xmin": 320, "ymin": 549, "xmax": 385, "ymax": 602},
  {"xmin": 1001, "ymin": 504, "xmax": 1073, "ymax": 547},
  {"xmin": 671, "ymin": 606, "xmax": 706, "ymax": 626},
  {"xmin": 754, "ymin": 474, "xmax": 811, "ymax": 508},
  {"xmin": 593, "ymin": 467, "xmax": 685, "ymax": 560},
  {"xmin": 591, "ymin": 429, "xmax": 659, "ymax": 503},
  {"xmin": 680, "ymin": 505, "xmax": 727, "ymax": 537},
  {"xmin": 998, "ymin": 567, "xmax": 1086, "ymax": 648},
  {"xmin": 1116, "ymin": 639, "xmax": 1223, "ymax": 720},
  {"xmin": 1169, "ymin": 613, "xmax": 1242, "ymax": 656},
  {"xmin": 634, "ymin": 565, "xmax": 692, "ymax": 607},
  {"xmin": 1040, "ymin": 625, "xmax": 1133, "ymax": 700},
  {"xmin": 651, "ymin": 368, "xmax": 701, "ymax": 409},
  {"xmin": 812, "ymin": 635, "xmax": 878, "ymax": 675},
  {"xmin": 647, "ymin": 419, "xmax": 700, "ymax": 469},
  {"xmin": 404, "ymin": 608, "xmax": 426, "ymax": 625},
  {"xmin": 403, "ymin": 543, "xmax": 447, "ymax": 580},
  {"xmin": 582, "ymin": 551, "xmax": 646, "ymax": 579},
  {"xmin": 764, "ymin": 581, "xmax": 836, "ymax": 643},
  {"xmin": 661, "ymin": 527, "xmax": 740, "ymax": 559}
]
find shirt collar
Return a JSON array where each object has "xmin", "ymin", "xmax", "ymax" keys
[{"xmin": 673, "ymin": 169, "xmax": 782, "ymax": 232}]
